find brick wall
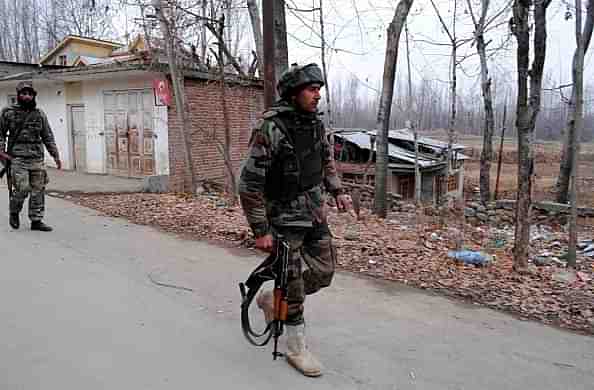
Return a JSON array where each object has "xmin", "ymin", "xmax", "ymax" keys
[{"xmin": 168, "ymin": 77, "xmax": 264, "ymax": 192}]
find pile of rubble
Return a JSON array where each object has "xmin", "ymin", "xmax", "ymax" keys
[
  {"xmin": 517, "ymin": 225, "xmax": 593, "ymax": 267},
  {"xmin": 341, "ymin": 181, "xmax": 407, "ymax": 212},
  {"xmin": 464, "ymin": 199, "xmax": 594, "ymax": 226}
]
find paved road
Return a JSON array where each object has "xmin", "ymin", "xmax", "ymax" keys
[
  {"xmin": 0, "ymin": 190, "xmax": 593, "ymax": 390},
  {"xmin": 1, "ymin": 168, "xmax": 144, "ymax": 194}
]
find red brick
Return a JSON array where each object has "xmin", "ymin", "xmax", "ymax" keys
[{"xmin": 168, "ymin": 78, "xmax": 264, "ymax": 192}]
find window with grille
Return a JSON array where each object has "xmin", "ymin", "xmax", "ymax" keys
[
  {"xmin": 398, "ymin": 176, "xmax": 415, "ymax": 199},
  {"xmin": 448, "ymin": 174, "xmax": 457, "ymax": 192}
]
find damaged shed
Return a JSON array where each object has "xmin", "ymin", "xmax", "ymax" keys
[{"xmin": 332, "ymin": 128, "xmax": 468, "ymax": 204}]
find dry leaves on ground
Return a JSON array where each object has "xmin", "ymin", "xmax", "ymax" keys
[{"xmin": 68, "ymin": 192, "xmax": 594, "ymax": 335}]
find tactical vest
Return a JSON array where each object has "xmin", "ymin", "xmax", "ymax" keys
[
  {"xmin": 3, "ymin": 107, "xmax": 43, "ymax": 147},
  {"xmin": 265, "ymin": 110, "xmax": 324, "ymax": 202}
]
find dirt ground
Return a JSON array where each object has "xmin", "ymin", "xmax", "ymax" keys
[
  {"xmin": 449, "ymin": 135, "xmax": 594, "ymax": 207},
  {"xmin": 464, "ymin": 160, "xmax": 594, "ymax": 207}
]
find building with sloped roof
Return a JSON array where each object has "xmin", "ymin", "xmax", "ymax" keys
[
  {"xmin": 0, "ymin": 35, "xmax": 262, "ymax": 193},
  {"xmin": 332, "ymin": 128, "xmax": 468, "ymax": 203}
]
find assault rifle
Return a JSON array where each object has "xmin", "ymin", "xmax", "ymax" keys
[
  {"xmin": 0, "ymin": 150, "xmax": 13, "ymax": 198},
  {"xmin": 239, "ymin": 235, "xmax": 290, "ymax": 359}
]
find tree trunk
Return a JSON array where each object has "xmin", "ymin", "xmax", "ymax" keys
[
  {"xmin": 429, "ymin": 0, "xmax": 458, "ymax": 205},
  {"xmin": 32, "ymin": 0, "xmax": 40, "ymax": 61},
  {"xmin": 557, "ymin": 0, "xmax": 593, "ymax": 204},
  {"xmin": 494, "ymin": 101, "xmax": 507, "ymax": 200},
  {"xmin": 200, "ymin": 0, "xmax": 207, "ymax": 61},
  {"xmin": 568, "ymin": 0, "xmax": 586, "ymax": 268},
  {"xmin": 374, "ymin": 0, "xmax": 414, "ymax": 218},
  {"xmin": 319, "ymin": 0, "xmax": 333, "ymax": 127},
  {"xmin": 512, "ymin": 0, "xmax": 551, "ymax": 272},
  {"xmin": 246, "ymin": 0, "xmax": 264, "ymax": 77},
  {"xmin": 405, "ymin": 23, "xmax": 421, "ymax": 204},
  {"xmin": 154, "ymin": 0, "xmax": 198, "ymax": 194},
  {"xmin": 273, "ymin": 0, "xmax": 288, "ymax": 83},
  {"xmin": 216, "ymin": 18, "xmax": 238, "ymax": 202},
  {"xmin": 262, "ymin": 0, "xmax": 287, "ymax": 106},
  {"xmin": 467, "ymin": 0, "xmax": 496, "ymax": 204},
  {"xmin": 444, "ymin": 42, "xmax": 457, "ymax": 197}
]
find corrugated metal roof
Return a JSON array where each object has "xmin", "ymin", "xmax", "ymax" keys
[
  {"xmin": 336, "ymin": 132, "xmax": 444, "ymax": 168},
  {"xmin": 334, "ymin": 128, "xmax": 466, "ymax": 151},
  {"xmin": 386, "ymin": 129, "xmax": 466, "ymax": 151},
  {"xmin": 334, "ymin": 130, "xmax": 469, "ymax": 169}
]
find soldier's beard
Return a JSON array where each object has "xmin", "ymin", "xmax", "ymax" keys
[{"xmin": 17, "ymin": 96, "xmax": 37, "ymax": 110}]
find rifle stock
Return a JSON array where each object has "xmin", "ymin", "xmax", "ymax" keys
[
  {"xmin": 239, "ymin": 233, "xmax": 291, "ymax": 360},
  {"xmin": 0, "ymin": 151, "xmax": 12, "ymax": 161},
  {"xmin": 272, "ymin": 238, "xmax": 290, "ymax": 359}
]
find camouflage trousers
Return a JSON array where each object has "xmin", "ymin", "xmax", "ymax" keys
[
  {"xmin": 9, "ymin": 159, "xmax": 49, "ymax": 222},
  {"xmin": 273, "ymin": 222, "xmax": 336, "ymax": 326}
]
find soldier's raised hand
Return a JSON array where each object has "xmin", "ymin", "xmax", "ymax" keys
[{"xmin": 336, "ymin": 193, "xmax": 353, "ymax": 214}]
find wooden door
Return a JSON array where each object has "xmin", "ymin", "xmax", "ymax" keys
[{"xmin": 104, "ymin": 90, "xmax": 155, "ymax": 177}]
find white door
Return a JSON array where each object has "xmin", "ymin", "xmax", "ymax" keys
[{"xmin": 70, "ymin": 105, "xmax": 86, "ymax": 172}]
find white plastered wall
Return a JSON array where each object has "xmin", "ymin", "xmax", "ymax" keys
[{"xmin": 80, "ymin": 73, "xmax": 169, "ymax": 175}]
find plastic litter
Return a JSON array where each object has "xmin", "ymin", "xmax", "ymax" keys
[{"xmin": 447, "ymin": 250, "xmax": 492, "ymax": 266}]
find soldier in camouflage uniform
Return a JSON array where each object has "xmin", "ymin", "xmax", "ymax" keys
[
  {"xmin": 239, "ymin": 63, "xmax": 352, "ymax": 377},
  {"xmin": 0, "ymin": 81, "xmax": 62, "ymax": 231}
]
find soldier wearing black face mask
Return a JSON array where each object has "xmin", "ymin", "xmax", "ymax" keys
[{"xmin": 0, "ymin": 81, "xmax": 62, "ymax": 231}]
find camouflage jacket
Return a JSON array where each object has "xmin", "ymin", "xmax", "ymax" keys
[
  {"xmin": 238, "ymin": 102, "xmax": 343, "ymax": 237},
  {"xmin": 0, "ymin": 105, "xmax": 60, "ymax": 161}
]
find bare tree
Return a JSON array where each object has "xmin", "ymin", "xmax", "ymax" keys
[
  {"xmin": 466, "ymin": 0, "xmax": 512, "ymax": 203},
  {"xmin": 0, "ymin": 0, "xmax": 47, "ymax": 62},
  {"xmin": 428, "ymin": 0, "xmax": 466, "ymax": 205},
  {"xmin": 374, "ymin": 0, "xmax": 415, "ymax": 218},
  {"xmin": 557, "ymin": 0, "xmax": 594, "ymax": 204},
  {"xmin": 273, "ymin": 0, "xmax": 288, "ymax": 83},
  {"xmin": 246, "ymin": 0, "xmax": 264, "ymax": 76},
  {"xmin": 319, "ymin": 0, "xmax": 333, "ymax": 127},
  {"xmin": 45, "ymin": 0, "xmax": 119, "ymax": 40},
  {"xmin": 212, "ymin": 15, "xmax": 238, "ymax": 201},
  {"xmin": 511, "ymin": 0, "xmax": 552, "ymax": 272},
  {"xmin": 261, "ymin": 0, "xmax": 288, "ymax": 105},
  {"xmin": 568, "ymin": 0, "xmax": 589, "ymax": 268},
  {"xmin": 153, "ymin": 0, "xmax": 198, "ymax": 194}
]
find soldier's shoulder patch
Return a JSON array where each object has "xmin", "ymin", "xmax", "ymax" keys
[
  {"xmin": 249, "ymin": 128, "xmax": 270, "ymax": 147},
  {"xmin": 1, "ymin": 107, "xmax": 14, "ymax": 117}
]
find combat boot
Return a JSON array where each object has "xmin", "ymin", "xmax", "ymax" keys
[
  {"xmin": 9, "ymin": 213, "xmax": 19, "ymax": 229},
  {"xmin": 256, "ymin": 289, "xmax": 275, "ymax": 324},
  {"xmin": 31, "ymin": 220, "xmax": 53, "ymax": 232},
  {"xmin": 286, "ymin": 324, "xmax": 322, "ymax": 377}
]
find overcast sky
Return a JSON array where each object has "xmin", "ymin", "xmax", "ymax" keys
[
  {"xmin": 115, "ymin": 0, "xmax": 593, "ymax": 101},
  {"xmin": 284, "ymin": 0, "xmax": 594, "ymax": 98}
]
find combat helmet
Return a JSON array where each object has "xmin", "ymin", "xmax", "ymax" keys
[
  {"xmin": 16, "ymin": 80, "xmax": 36, "ymax": 95},
  {"xmin": 277, "ymin": 63, "xmax": 324, "ymax": 99}
]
